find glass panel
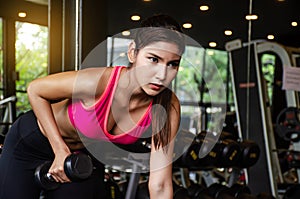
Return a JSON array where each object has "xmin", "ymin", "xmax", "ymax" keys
[
  {"xmin": 203, "ymin": 49, "xmax": 229, "ymax": 104},
  {"xmin": 178, "ymin": 47, "xmax": 229, "ymax": 132},
  {"xmin": 107, "ymin": 37, "xmax": 131, "ymax": 66},
  {"xmin": 15, "ymin": 22, "xmax": 48, "ymax": 114},
  {"xmin": 261, "ymin": 53, "xmax": 276, "ymax": 106}
]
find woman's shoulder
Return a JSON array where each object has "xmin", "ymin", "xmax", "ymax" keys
[
  {"xmin": 77, "ymin": 66, "xmax": 115, "ymax": 82},
  {"xmin": 79, "ymin": 66, "xmax": 126, "ymax": 95},
  {"xmin": 79, "ymin": 66, "xmax": 124, "ymax": 77}
]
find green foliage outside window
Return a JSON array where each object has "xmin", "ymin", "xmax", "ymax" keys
[
  {"xmin": 15, "ymin": 22, "xmax": 48, "ymax": 114},
  {"xmin": 261, "ymin": 53, "xmax": 275, "ymax": 104},
  {"xmin": 177, "ymin": 47, "xmax": 230, "ymax": 105}
]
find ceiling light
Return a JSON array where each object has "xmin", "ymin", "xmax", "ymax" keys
[
  {"xmin": 18, "ymin": 12, "xmax": 27, "ymax": 18},
  {"xmin": 267, "ymin": 35, "xmax": 275, "ymax": 40},
  {"xmin": 199, "ymin": 5, "xmax": 209, "ymax": 11},
  {"xmin": 122, "ymin": 30, "xmax": 131, "ymax": 36},
  {"xmin": 143, "ymin": 0, "xmax": 152, "ymax": 2},
  {"xmin": 209, "ymin": 42, "xmax": 217, "ymax": 48},
  {"xmin": 131, "ymin": 15, "xmax": 141, "ymax": 21},
  {"xmin": 224, "ymin": 30, "xmax": 232, "ymax": 36},
  {"xmin": 182, "ymin": 23, "xmax": 192, "ymax": 29},
  {"xmin": 291, "ymin": 22, "xmax": 298, "ymax": 27},
  {"xmin": 245, "ymin": 14, "xmax": 258, "ymax": 20}
]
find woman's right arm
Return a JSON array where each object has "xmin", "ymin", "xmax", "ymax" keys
[{"xmin": 27, "ymin": 68, "xmax": 107, "ymax": 183}]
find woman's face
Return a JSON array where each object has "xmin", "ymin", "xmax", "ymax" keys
[{"xmin": 130, "ymin": 41, "xmax": 182, "ymax": 96}]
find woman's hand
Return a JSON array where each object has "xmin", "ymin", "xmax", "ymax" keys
[{"xmin": 48, "ymin": 150, "xmax": 72, "ymax": 183}]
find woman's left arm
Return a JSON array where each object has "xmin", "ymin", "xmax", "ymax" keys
[{"xmin": 148, "ymin": 94, "xmax": 181, "ymax": 199}]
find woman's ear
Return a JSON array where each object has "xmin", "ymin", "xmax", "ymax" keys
[{"xmin": 127, "ymin": 41, "xmax": 137, "ymax": 63}]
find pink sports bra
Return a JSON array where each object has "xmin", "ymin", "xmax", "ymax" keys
[{"xmin": 68, "ymin": 66, "xmax": 152, "ymax": 144}]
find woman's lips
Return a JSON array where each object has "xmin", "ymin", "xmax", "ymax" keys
[{"xmin": 149, "ymin": 83, "xmax": 163, "ymax": 90}]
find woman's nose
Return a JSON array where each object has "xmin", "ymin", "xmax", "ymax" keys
[{"xmin": 155, "ymin": 65, "xmax": 167, "ymax": 80}]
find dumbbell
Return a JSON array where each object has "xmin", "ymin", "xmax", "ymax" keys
[
  {"xmin": 187, "ymin": 182, "xmax": 214, "ymax": 199},
  {"xmin": 173, "ymin": 130, "xmax": 201, "ymax": 168},
  {"xmin": 204, "ymin": 183, "xmax": 256, "ymax": 199},
  {"xmin": 136, "ymin": 180, "xmax": 192, "ymax": 199},
  {"xmin": 196, "ymin": 131, "xmax": 241, "ymax": 168},
  {"xmin": 34, "ymin": 152, "xmax": 93, "ymax": 190},
  {"xmin": 236, "ymin": 139, "xmax": 260, "ymax": 168},
  {"xmin": 223, "ymin": 183, "xmax": 256, "ymax": 199},
  {"xmin": 202, "ymin": 183, "xmax": 233, "ymax": 199},
  {"xmin": 173, "ymin": 181, "xmax": 192, "ymax": 199}
]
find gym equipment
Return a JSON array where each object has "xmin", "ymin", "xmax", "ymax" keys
[
  {"xmin": 173, "ymin": 181, "xmax": 193, "ymax": 199},
  {"xmin": 104, "ymin": 174, "xmax": 123, "ymax": 199},
  {"xmin": 176, "ymin": 130, "xmax": 261, "ymax": 169},
  {"xmin": 135, "ymin": 180, "xmax": 192, "ymax": 199},
  {"xmin": 282, "ymin": 184, "xmax": 300, "ymax": 199},
  {"xmin": 285, "ymin": 150, "xmax": 300, "ymax": 168},
  {"xmin": 173, "ymin": 130, "xmax": 201, "ymax": 168},
  {"xmin": 236, "ymin": 139, "xmax": 260, "ymax": 168},
  {"xmin": 226, "ymin": 40, "xmax": 289, "ymax": 196},
  {"xmin": 34, "ymin": 152, "xmax": 93, "ymax": 190},
  {"xmin": 196, "ymin": 131, "xmax": 241, "ymax": 168},
  {"xmin": 204, "ymin": 183, "xmax": 257, "ymax": 199},
  {"xmin": 186, "ymin": 182, "xmax": 214, "ymax": 199},
  {"xmin": 174, "ymin": 130, "xmax": 261, "ymax": 172},
  {"xmin": 224, "ymin": 183, "xmax": 256, "ymax": 199},
  {"xmin": 204, "ymin": 183, "xmax": 230, "ymax": 198},
  {"xmin": 276, "ymin": 107, "xmax": 300, "ymax": 142}
]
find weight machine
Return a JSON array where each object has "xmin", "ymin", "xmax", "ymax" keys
[
  {"xmin": 0, "ymin": 96, "xmax": 16, "ymax": 142},
  {"xmin": 226, "ymin": 39, "xmax": 300, "ymax": 198}
]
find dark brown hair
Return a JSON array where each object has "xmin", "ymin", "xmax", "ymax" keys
[{"xmin": 134, "ymin": 14, "xmax": 185, "ymax": 150}]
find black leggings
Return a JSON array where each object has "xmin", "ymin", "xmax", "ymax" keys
[{"xmin": 0, "ymin": 111, "xmax": 106, "ymax": 199}]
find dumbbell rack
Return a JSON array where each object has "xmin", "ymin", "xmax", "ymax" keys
[
  {"xmin": 227, "ymin": 39, "xmax": 300, "ymax": 198},
  {"xmin": 226, "ymin": 39, "xmax": 282, "ymax": 198}
]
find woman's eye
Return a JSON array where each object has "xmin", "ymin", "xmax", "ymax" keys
[
  {"xmin": 168, "ymin": 62, "xmax": 179, "ymax": 68},
  {"xmin": 149, "ymin": 57, "xmax": 158, "ymax": 63}
]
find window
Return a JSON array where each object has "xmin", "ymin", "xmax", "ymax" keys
[
  {"xmin": 177, "ymin": 47, "xmax": 229, "ymax": 132},
  {"xmin": 261, "ymin": 53, "xmax": 276, "ymax": 105},
  {"xmin": 15, "ymin": 22, "xmax": 48, "ymax": 114}
]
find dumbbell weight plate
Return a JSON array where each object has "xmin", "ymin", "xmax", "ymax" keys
[
  {"xmin": 238, "ymin": 140, "xmax": 260, "ymax": 168},
  {"xmin": 204, "ymin": 183, "xmax": 227, "ymax": 198},
  {"xmin": 217, "ymin": 139, "xmax": 241, "ymax": 167},
  {"xmin": 64, "ymin": 152, "xmax": 93, "ymax": 181},
  {"xmin": 34, "ymin": 161, "xmax": 60, "ymax": 190}
]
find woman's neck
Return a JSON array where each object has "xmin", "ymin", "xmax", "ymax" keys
[{"xmin": 115, "ymin": 67, "xmax": 152, "ymax": 109}]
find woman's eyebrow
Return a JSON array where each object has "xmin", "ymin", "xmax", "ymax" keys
[
  {"xmin": 148, "ymin": 52, "xmax": 181, "ymax": 63},
  {"xmin": 148, "ymin": 52, "xmax": 162, "ymax": 60}
]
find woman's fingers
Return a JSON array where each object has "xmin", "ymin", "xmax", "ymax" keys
[{"xmin": 49, "ymin": 166, "xmax": 71, "ymax": 183}]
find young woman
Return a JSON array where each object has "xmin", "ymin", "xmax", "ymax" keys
[{"xmin": 0, "ymin": 14, "xmax": 185, "ymax": 199}]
